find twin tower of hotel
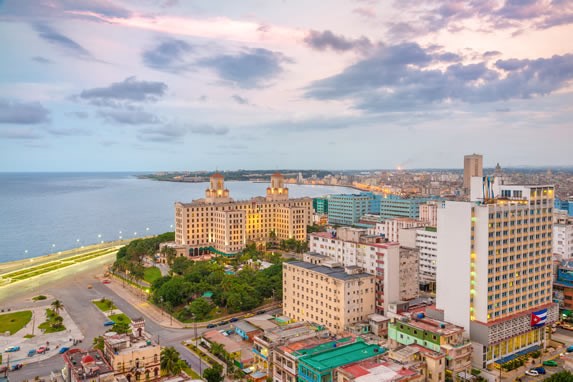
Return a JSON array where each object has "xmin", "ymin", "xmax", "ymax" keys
[{"xmin": 174, "ymin": 173, "xmax": 313, "ymax": 255}]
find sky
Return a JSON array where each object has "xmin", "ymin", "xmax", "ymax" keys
[{"xmin": 0, "ymin": 0, "xmax": 572, "ymax": 171}]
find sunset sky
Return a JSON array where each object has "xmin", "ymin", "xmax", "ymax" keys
[{"xmin": 1, "ymin": 0, "xmax": 572, "ymax": 171}]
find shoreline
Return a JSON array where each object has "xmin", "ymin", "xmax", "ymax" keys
[{"xmin": 0, "ymin": 238, "xmax": 140, "ymax": 272}]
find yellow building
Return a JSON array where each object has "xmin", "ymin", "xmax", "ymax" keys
[
  {"xmin": 175, "ymin": 173, "xmax": 312, "ymax": 254},
  {"xmin": 283, "ymin": 261, "xmax": 375, "ymax": 334},
  {"xmin": 103, "ymin": 318, "xmax": 161, "ymax": 381}
]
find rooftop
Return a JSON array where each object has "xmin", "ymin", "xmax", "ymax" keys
[
  {"xmin": 233, "ymin": 320, "xmax": 259, "ymax": 333},
  {"xmin": 299, "ymin": 340, "xmax": 385, "ymax": 372},
  {"xmin": 393, "ymin": 315, "xmax": 463, "ymax": 337},
  {"xmin": 63, "ymin": 349, "xmax": 113, "ymax": 380},
  {"xmin": 286, "ymin": 261, "xmax": 374, "ymax": 281},
  {"xmin": 339, "ymin": 359, "xmax": 420, "ymax": 382}
]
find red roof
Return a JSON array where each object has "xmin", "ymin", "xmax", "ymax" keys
[
  {"xmin": 81, "ymin": 355, "xmax": 95, "ymax": 363},
  {"xmin": 211, "ymin": 173, "xmax": 224, "ymax": 179}
]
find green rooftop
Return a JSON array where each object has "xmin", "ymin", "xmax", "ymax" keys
[
  {"xmin": 294, "ymin": 337, "xmax": 353, "ymax": 358},
  {"xmin": 299, "ymin": 340, "xmax": 385, "ymax": 372}
]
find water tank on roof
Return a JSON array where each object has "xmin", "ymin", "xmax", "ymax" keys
[
  {"xmin": 440, "ymin": 323, "xmax": 446, "ymax": 329},
  {"xmin": 416, "ymin": 313, "xmax": 425, "ymax": 319}
]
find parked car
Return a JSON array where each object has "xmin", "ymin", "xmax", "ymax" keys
[
  {"xmin": 0, "ymin": 365, "xmax": 7, "ymax": 373},
  {"xmin": 244, "ymin": 313, "xmax": 254, "ymax": 318},
  {"xmin": 37, "ymin": 346, "xmax": 47, "ymax": 354},
  {"xmin": 28, "ymin": 349, "xmax": 36, "ymax": 357},
  {"xmin": 256, "ymin": 310, "xmax": 266, "ymax": 315},
  {"xmin": 218, "ymin": 321, "xmax": 229, "ymax": 326},
  {"xmin": 543, "ymin": 360, "xmax": 558, "ymax": 367},
  {"xmin": 103, "ymin": 320, "xmax": 115, "ymax": 326},
  {"xmin": 525, "ymin": 369, "xmax": 539, "ymax": 376},
  {"xmin": 206, "ymin": 324, "xmax": 216, "ymax": 329},
  {"xmin": 11, "ymin": 363, "xmax": 23, "ymax": 371},
  {"xmin": 533, "ymin": 367, "xmax": 546, "ymax": 374},
  {"xmin": 87, "ymin": 284, "xmax": 93, "ymax": 289},
  {"xmin": 58, "ymin": 347, "xmax": 70, "ymax": 354},
  {"xmin": 102, "ymin": 279, "xmax": 111, "ymax": 284},
  {"xmin": 5, "ymin": 345, "xmax": 20, "ymax": 352},
  {"xmin": 229, "ymin": 317, "xmax": 239, "ymax": 323},
  {"xmin": 567, "ymin": 345, "xmax": 573, "ymax": 353}
]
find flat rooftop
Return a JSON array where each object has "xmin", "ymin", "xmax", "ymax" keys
[
  {"xmin": 286, "ymin": 261, "xmax": 373, "ymax": 281},
  {"xmin": 395, "ymin": 315, "xmax": 463, "ymax": 336},
  {"xmin": 340, "ymin": 359, "xmax": 420, "ymax": 382},
  {"xmin": 299, "ymin": 340, "xmax": 385, "ymax": 372}
]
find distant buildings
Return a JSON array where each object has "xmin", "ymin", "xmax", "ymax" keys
[
  {"xmin": 380, "ymin": 195, "xmax": 437, "ymax": 220},
  {"xmin": 553, "ymin": 260, "xmax": 573, "ymax": 312},
  {"xmin": 555, "ymin": 197, "xmax": 573, "ymax": 216},
  {"xmin": 174, "ymin": 173, "xmax": 312, "ymax": 255},
  {"xmin": 282, "ymin": 261, "xmax": 376, "ymax": 333},
  {"xmin": 463, "ymin": 154, "xmax": 483, "ymax": 191},
  {"xmin": 327, "ymin": 192, "xmax": 381, "ymax": 226},
  {"xmin": 436, "ymin": 177, "xmax": 558, "ymax": 368}
]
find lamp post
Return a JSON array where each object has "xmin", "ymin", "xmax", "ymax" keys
[{"xmin": 160, "ymin": 297, "xmax": 164, "ymax": 317}]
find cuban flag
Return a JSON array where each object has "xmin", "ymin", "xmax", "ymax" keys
[{"xmin": 531, "ymin": 308, "xmax": 548, "ymax": 327}]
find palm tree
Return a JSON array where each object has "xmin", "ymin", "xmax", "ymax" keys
[
  {"xmin": 160, "ymin": 346, "xmax": 182, "ymax": 376},
  {"xmin": 51, "ymin": 300, "xmax": 63, "ymax": 315}
]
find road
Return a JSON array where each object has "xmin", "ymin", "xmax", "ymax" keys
[
  {"xmin": 1, "ymin": 257, "xmax": 211, "ymax": 382},
  {"xmin": 518, "ymin": 328, "xmax": 573, "ymax": 382}
]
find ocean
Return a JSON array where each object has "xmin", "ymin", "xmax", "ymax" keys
[{"xmin": 0, "ymin": 173, "xmax": 352, "ymax": 263}]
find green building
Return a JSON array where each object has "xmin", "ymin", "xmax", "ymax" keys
[
  {"xmin": 312, "ymin": 197, "xmax": 329, "ymax": 214},
  {"xmin": 297, "ymin": 338, "xmax": 385, "ymax": 382}
]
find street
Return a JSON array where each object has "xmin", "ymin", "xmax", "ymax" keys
[{"xmin": 1, "ymin": 258, "xmax": 210, "ymax": 382}]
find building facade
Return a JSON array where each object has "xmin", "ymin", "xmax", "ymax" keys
[
  {"xmin": 327, "ymin": 192, "xmax": 381, "ymax": 226},
  {"xmin": 313, "ymin": 197, "xmax": 329, "ymax": 215},
  {"xmin": 175, "ymin": 173, "xmax": 312, "ymax": 255},
  {"xmin": 400, "ymin": 227, "xmax": 439, "ymax": 290},
  {"xmin": 437, "ymin": 178, "xmax": 558, "ymax": 368},
  {"xmin": 419, "ymin": 201, "xmax": 439, "ymax": 226},
  {"xmin": 380, "ymin": 195, "xmax": 437, "ymax": 220},
  {"xmin": 554, "ymin": 222, "xmax": 573, "ymax": 259},
  {"xmin": 463, "ymin": 154, "xmax": 483, "ymax": 190},
  {"xmin": 384, "ymin": 218, "xmax": 428, "ymax": 243},
  {"xmin": 283, "ymin": 261, "xmax": 376, "ymax": 333}
]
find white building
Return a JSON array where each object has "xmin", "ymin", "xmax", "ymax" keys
[
  {"xmin": 437, "ymin": 176, "xmax": 558, "ymax": 369},
  {"xmin": 384, "ymin": 217, "xmax": 427, "ymax": 243},
  {"xmin": 419, "ymin": 201, "xmax": 439, "ymax": 226},
  {"xmin": 554, "ymin": 223, "xmax": 573, "ymax": 259},
  {"xmin": 400, "ymin": 227, "xmax": 438, "ymax": 289}
]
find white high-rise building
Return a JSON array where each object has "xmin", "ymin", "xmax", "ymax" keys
[
  {"xmin": 399, "ymin": 227, "xmax": 438, "ymax": 290},
  {"xmin": 554, "ymin": 222, "xmax": 573, "ymax": 259},
  {"xmin": 437, "ymin": 176, "xmax": 558, "ymax": 369}
]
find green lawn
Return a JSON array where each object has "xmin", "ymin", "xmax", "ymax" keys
[
  {"xmin": 38, "ymin": 309, "xmax": 66, "ymax": 334},
  {"xmin": 0, "ymin": 311, "xmax": 32, "ymax": 335},
  {"xmin": 144, "ymin": 267, "xmax": 162, "ymax": 284},
  {"xmin": 93, "ymin": 298, "xmax": 116, "ymax": 312},
  {"xmin": 109, "ymin": 313, "xmax": 131, "ymax": 324}
]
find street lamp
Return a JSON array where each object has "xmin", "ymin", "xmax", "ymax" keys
[{"xmin": 160, "ymin": 297, "xmax": 164, "ymax": 317}]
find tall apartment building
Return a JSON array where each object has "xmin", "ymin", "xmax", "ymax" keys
[
  {"xmin": 380, "ymin": 195, "xmax": 437, "ymax": 220},
  {"xmin": 463, "ymin": 154, "xmax": 483, "ymax": 190},
  {"xmin": 327, "ymin": 192, "xmax": 381, "ymax": 226},
  {"xmin": 308, "ymin": 228, "xmax": 418, "ymax": 313},
  {"xmin": 312, "ymin": 197, "xmax": 329, "ymax": 215},
  {"xmin": 399, "ymin": 227, "xmax": 438, "ymax": 290},
  {"xmin": 175, "ymin": 173, "xmax": 312, "ymax": 255},
  {"xmin": 384, "ymin": 217, "xmax": 428, "ymax": 243},
  {"xmin": 436, "ymin": 177, "xmax": 558, "ymax": 368},
  {"xmin": 419, "ymin": 201, "xmax": 439, "ymax": 226},
  {"xmin": 282, "ymin": 261, "xmax": 375, "ymax": 333},
  {"xmin": 554, "ymin": 220, "xmax": 573, "ymax": 259}
]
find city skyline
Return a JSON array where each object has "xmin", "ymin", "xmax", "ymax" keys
[{"xmin": 1, "ymin": 0, "xmax": 573, "ymax": 171}]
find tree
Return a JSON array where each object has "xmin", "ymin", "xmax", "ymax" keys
[
  {"xmin": 51, "ymin": 300, "xmax": 63, "ymax": 315},
  {"xmin": 160, "ymin": 346, "xmax": 182, "ymax": 376},
  {"xmin": 112, "ymin": 322, "xmax": 130, "ymax": 334},
  {"xmin": 52, "ymin": 315, "xmax": 64, "ymax": 329},
  {"xmin": 189, "ymin": 298, "xmax": 212, "ymax": 320},
  {"xmin": 203, "ymin": 364, "xmax": 224, "ymax": 382},
  {"xmin": 93, "ymin": 336, "xmax": 104, "ymax": 351},
  {"xmin": 545, "ymin": 371, "xmax": 573, "ymax": 382}
]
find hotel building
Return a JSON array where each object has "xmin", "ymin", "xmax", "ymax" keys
[
  {"xmin": 282, "ymin": 261, "xmax": 376, "ymax": 333},
  {"xmin": 436, "ymin": 176, "xmax": 558, "ymax": 368},
  {"xmin": 174, "ymin": 173, "xmax": 312, "ymax": 255}
]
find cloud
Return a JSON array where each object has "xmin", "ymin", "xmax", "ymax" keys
[
  {"xmin": 138, "ymin": 124, "xmax": 187, "ymax": 142},
  {"xmin": 231, "ymin": 94, "xmax": 249, "ymax": 105},
  {"xmin": 189, "ymin": 125, "xmax": 229, "ymax": 135},
  {"xmin": 0, "ymin": 0, "xmax": 131, "ymax": 22},
  {"xmin": 45, "ymin": 127, "xmax": 91, "ymax": 136},
  {"xmin": 97, "ymin": 110, "xmax": 161, "ymax": 125},
  {"xmin": 198, "ymin": 48, "xmax": 291, "ymax": 88},
  {"xmin": 142, "ymin": 38, "xmax": 194, "ymax": 73},
  {"xmin": 65, "ymin": 111, "xmax": 89, "ymax": 119},
  {"xmin": 303, "ymin": 30, "xmax": 373, "ymax": 53},
  {"xmin": 33, "ymin": 24, "xmax": 93, "ymax": 60},
  {"xmin": 31, "ymin": 56, "xmax": 52, "ymax": 64},
  {"xmin": 0, "ymin": 99, "xmax": 50, "ymax": 124},
  {"xmin": 353, "ymin": 7, "xmax": 377, "ymax": 19},
  {"xmin": 79, "ymin": 77, "xmax": 168, "ymax": 107},
  {"xmin": 304, "ymin": 43, "xmax": 573, "ymax": 112},
  {"xmin": 0, "ymin": 128, "xmax": 42, "ymax": 140},
  {"xmin": 483, "ymin": 50, "xmax": 502, "ymax": 58}
]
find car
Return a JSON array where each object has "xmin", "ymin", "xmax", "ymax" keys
[
  {"xmin": 28, "ymin": 349, "xmax": 36, "ymax": 357},
  {"xmin": 59, "ymin": 347, "xmax": 70, "ymax": 354},
  {"xmin": 37, "ymin": 346, "xmax": 47, "ymax": 354},
  {"xmin": 218, "ymin": 321, "xmax": 229, "ymax": 326},
  {"xmin": 103, "ymin": 320, "xmax": 115, "ymax": 326},
  {"xmin": 533, "ymin": 367, "xmax": 546, "ymax": 374},
  {"xmin": 525, "ymin": 369, "xmax": 539, "ymax": 376},
  {"xmin": 244, "ymin": 313, "xmax": 254, "ymax": 318},
  {"xmin": 102, "ymin": 279, "xmax": 111, "ymax": 284},
  {"xmin": 87, "ymin": 284, "xmax": 93, "ymax": 289},
  {"xmin": 11, "ymin": 363, "xmax": 23, "ymax": 371},
  {"xmin": 567, "ymin": 345, "xmax": 573, "ymax": 353},
  {"xmin": 0, "ymin": 365, "xmax": 7, "ymax": 373},
  {"xmin": 543, "ymin": 360, "xmax": 558, "ymax": 367},
  {"xmin": 229, "ymin": 317, "xmax": 239, "ymax": 323},
  {"xmin": 206, "ymin": 324, "xmax": 216, "ymax": 329},
  {"xmin": 5, "ymin": 345, "xmax": 20, "ymax": 352},
  {"xmin": 256, "ymin": 310, "xmax": 266, "ymax": 315}
]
